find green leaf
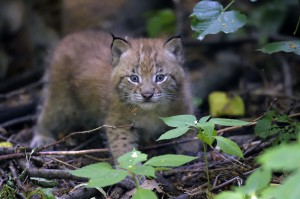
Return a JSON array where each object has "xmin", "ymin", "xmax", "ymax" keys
[
  {"xmin": 272, "ymin": 171, "xmax": 300, "ymax": 199},
  {"xmin": 214, "ymin": 191, "xmax": 245, "ymax": 199},
  {"xmin": 157, "ymin": 127, "xmax": 189, "ymax": 141},
  {"xmin": 198, "ymin": 115, "xmax": 211, "ymax": 124},
  {"xmin": 196, "ymin": 121, "xmax": 216, "ymax": 145},
  {"xmin": 210, "ymin": 118, "xmax": 250, "ymax": 126},
  {"xmin": 131, "ymin": 166, "xmax": 156, "ymax": 178},
  {"xmin": 160, "ymin": 115, "xmax": 196, "ymax": 127},
  {"xmin": 132, "ymin": 188, "xmax": 157, "ymax": 199},
  {"xmin": 259, "ymin": 41, "xmax": 300, "ymax": 55},
  {"xmin": 69, "ymin": 163, "xmax": 128, "ymax": 188},
  {"xmin": 191, "ymin": 1, "xmax": 247, "ymax": 40},
  {"xmin": 258, "ymin": 144, "xmax": 300, "ymax": 171},
  {"xmin": 240, "ymin": 168, "xmax": 272, "ymax": 194},
  {"xmin": 118, "ymin": 149, "xmax": 148, "ymax": 169},
  {"xmin": 215, "ymin": 136, "xmax": 244, "ymax": 158},
  {"xmin": 145, "ymin": 154, "xmax": 196, "ymax": 167},
  {"xmin": 41, "ymin": 188, "xmax": 55, "ymax": 199},
  {"xmin": 260, "ymin": 186, "xmax": 277, "ymax": 199},
  {"xmin": 254, "ymin": 118, "xmax": 278, "ymax": 138},
  {"xmin": 198, "ymin": 130, "xmax": 217, "ymax": 146}
]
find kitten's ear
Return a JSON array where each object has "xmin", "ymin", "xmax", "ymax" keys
[
  {"xmin": 111, "ymin": 34, "xmax": 131, "ymax": 67},
  {"xmin": 163, "ymin": 35, "xmax": 183, "ymax": 58}
]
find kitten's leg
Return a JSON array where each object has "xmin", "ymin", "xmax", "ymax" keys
[
  {"xmin": 30, "ymin": 104, "xmax": 58, "ymax": 148},
  {"xmin": 105, "ymin": 125, "xmax": 138, "ymax": 163},
  {"xmin": 30, "ymin": 93, "xmax": 78, "ymax": 148}
]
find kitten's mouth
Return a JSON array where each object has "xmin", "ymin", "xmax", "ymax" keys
[{"xmin": 138, "ymin": 101, "xmax": 157, "ymax": 110}]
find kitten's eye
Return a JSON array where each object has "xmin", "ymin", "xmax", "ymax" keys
[
  {"xmin": 155, "ymin": 74, "xmax": 167, "ymax": 83},
  {"xmin": 129, "ymin": 75, "xmax": 140, "ymax": 83}
]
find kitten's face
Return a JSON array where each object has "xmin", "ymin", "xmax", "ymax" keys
[{"xmin": 111, "ymin": 37, "xmax": 185, "ymax": 110}]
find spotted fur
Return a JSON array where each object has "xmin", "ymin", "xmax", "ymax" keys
[{"xmin": 31, "ymin": 30, "xmax": 199, "ymax": 163}]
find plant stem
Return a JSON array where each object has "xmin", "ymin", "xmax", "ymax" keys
[
  {"xmin": 293, "ymin": 15, "xmax": 300, "ymax": 35},
  {"xmin": 202, "ymin": 141, "xmax": 211, "ymax": 196},
  {"xmin": 223, "ymin": 0, "xmax": 235, "ymax": 12},
  {"xmin": 132, "ymin": 173, "xmax": 140, "ymax": 189}
]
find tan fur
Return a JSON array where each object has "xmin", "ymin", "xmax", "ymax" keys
[{"xmin": 31, "ymin": 30, "xmax": 198, "ymax": 162}]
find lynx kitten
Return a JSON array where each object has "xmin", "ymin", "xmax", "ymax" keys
[{"xmin": 30, "ymin": 30, "xmax": 198, "ymax": 162}]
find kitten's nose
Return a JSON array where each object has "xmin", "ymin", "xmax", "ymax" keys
[{"xmin": 141, "ymin": 91, "xmax": 154, "ymax": 100}]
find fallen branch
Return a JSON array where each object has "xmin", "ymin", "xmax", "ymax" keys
[
  {"xmin": 0, "ymin": 147, "xmax": 110, "ymax": 161},
  {"xmin": 17, "ymin": 159, "xmax": 87, "ymax": 181}
]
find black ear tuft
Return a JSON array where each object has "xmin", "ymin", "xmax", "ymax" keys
[
  {"xmin": 163, "ymin": 35, "xmax": 183, "ymax": 58},
  {"xmin": 111, "ymin": 35, "xmax": 131, "ymax": 67}
]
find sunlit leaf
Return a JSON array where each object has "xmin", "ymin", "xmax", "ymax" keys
[
  {"xmin": 118, "ymin": 149, "xmax": 147, "ymax": 169},
  {"xmin": 208, "ymin": 92, "xmax": 245, "ymax": 117}
]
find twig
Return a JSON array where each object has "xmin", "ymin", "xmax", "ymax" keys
[
  {"xmin": 210, "ymin": 176, "xmax": 243, "ymax": 191},
  {"xmin": 0, "ymin": 80, "xmax": 43, "ymax": 100},
  {"xmin": 0, "ymin": 153, "xmax": 26, "ymax": 161},
  {"xmin": 38, "ymin": 148, "xmax": 110, "ymax": 156},
  {"xmin": 47, "ymin": 157, "xmax": 78, "ymax": 169},
  {"xmin": 0, "ymin": 115, "xmax": 36, "ymax": 128},
  {"xmin": 0, "ymin": 148, "xmax": 110, "ymax": 161},
  {"xmin": 9, "ymin": 161, "xmax": 26, "ymax": 190},
  {"xmin": 38, "ymin": 124, "xmax": 134, "ymax": 151}
]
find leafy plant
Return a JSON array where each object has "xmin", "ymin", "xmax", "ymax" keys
[
  {"xmin": 254, "ymin": 110, "xmax": 298, "ymax": 144},
  {"xmin": 191, "ymin": 0, "xmax": 300, "ymax": 55},
  {"xmin": 158, "ymin": 114, "xmax": 249, "ymax": 195},
  {"xmin": 191, "ymin": 0, "xmax": 247, "ymax": 40},
  {"xmin": 158, "ymin": 115, "xmax": 248, "ymax": 158},
  {"xmin": 0, "ymin": 185, "xmax": 15, "ymax": 199},
  {"xmin": 215, "ymin": 129, "xmax": 300, "ymax": 199},
  {"xmin": 69, "ymin": 149, "xmax": 196, "ymax": 199}
]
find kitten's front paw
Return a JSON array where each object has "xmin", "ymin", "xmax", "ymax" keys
[{"xmin": 30, "ymin": 134, "xmax": 56, "ymax": 148}]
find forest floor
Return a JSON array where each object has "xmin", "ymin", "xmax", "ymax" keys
[
  {"xmin": 0, "ymin": 1, "xmax": 300, "ymax": 198},
  {"xmin": 0, "ymin": 37, "xmax": 299, "ymax": 198}
]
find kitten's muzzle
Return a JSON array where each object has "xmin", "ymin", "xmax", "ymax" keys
[{"xmin": 141, "ymin": 90, "xmax": 154, "ymax": 100}]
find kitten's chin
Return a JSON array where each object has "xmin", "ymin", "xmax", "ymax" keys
[{"xmin": 138, "ymin": 102, "xmax": 157, "ymax": 110}]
